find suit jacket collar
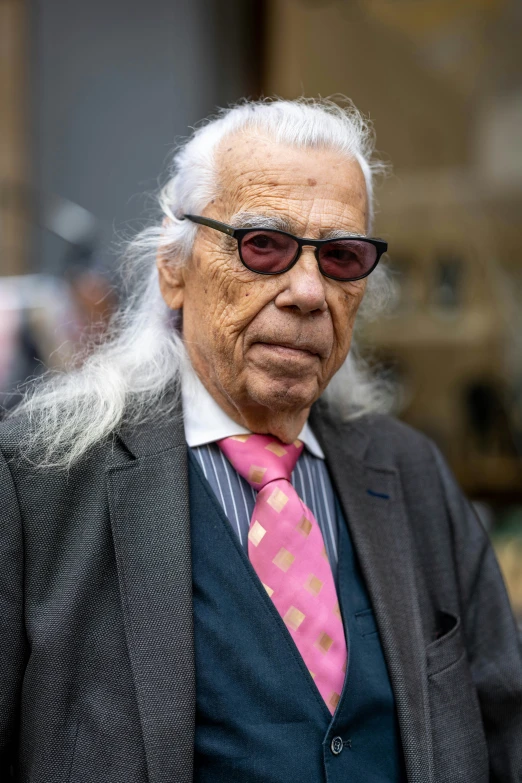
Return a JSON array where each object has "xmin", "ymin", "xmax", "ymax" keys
[
  {"xmin": 108, "ymin": 396, "xmax": 433, "ymax": 783},
  {"xmin": 115, "ymin": 394, "xmax": 185, "ymax": 459}
]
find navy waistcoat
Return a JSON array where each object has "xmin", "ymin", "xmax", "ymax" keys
[{"xmin": 189, "ymin": 451, "xmax": 406, "ymax": 782}]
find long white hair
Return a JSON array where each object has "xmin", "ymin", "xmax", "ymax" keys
[{"xmin": 10, "ymin": 97, "xmax": 394, "ymax": 468}]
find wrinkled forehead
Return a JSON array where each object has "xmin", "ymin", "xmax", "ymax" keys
[{"xmin": 212, "ymin": 130, "xmax": 369, "ymax": 232}]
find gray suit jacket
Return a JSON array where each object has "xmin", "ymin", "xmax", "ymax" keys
[{"xmin": 1, "ymin": 400, "xmax": 521, "ymax": 783}]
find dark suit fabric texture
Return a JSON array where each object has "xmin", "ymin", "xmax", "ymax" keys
[
  {"xmin": 188, "ymin": 451, "xmax": 405, "ymax": 782},
  {"xmin": 0, "ymin": 402, "xmax": 521, "ymax": 783}
]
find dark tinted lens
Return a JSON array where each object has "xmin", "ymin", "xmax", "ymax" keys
[
  {"xmin": 319, "ymin": 239, "xmax": 377, "ymax": 280},
  {"xmin": 240, "ymin": 230, "xmax": 298, "ymax": 273}
]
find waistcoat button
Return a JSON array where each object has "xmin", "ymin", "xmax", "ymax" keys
[{"xmin": 330, "ymin": 736, "xmax": 343, "ymax": 755}]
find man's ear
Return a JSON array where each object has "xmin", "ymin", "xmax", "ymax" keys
[{"xmin": 157, "ymin": 253, "xmax": 186, "ymax": 310}]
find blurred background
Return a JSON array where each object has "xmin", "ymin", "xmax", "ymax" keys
[{"xmin": 1, "ymin": 0, "xmax": 521, "ymax": 620}]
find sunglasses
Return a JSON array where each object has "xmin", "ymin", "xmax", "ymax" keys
[{"xmin": 184, "ymin": 214, "xmax": 387, "ymax": 282}]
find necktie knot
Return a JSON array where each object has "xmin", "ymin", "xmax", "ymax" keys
[{"xmin": 218, "ymin": 433, "xmax": 304, "ymax": 489}]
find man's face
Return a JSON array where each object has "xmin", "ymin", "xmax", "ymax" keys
[{"xmin": 159, "ymin": 133, "xmax": 369, "ymax": 432}]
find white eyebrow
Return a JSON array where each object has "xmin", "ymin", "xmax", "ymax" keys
[
  {"xmin": 229, "ymin": 211, "xmax": 292, "ymax": 232},
  {"xmin": 229, "ymin": 211, "xmax": 366, "ymax": 239},
  {"xmin": 321, "ymin": 228, "xmax": 367, "ymax": 240}
]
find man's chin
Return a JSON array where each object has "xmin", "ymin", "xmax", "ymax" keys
[{"xmin": 246, "ymin": 374, "xmax": 320, "ymax": 414}]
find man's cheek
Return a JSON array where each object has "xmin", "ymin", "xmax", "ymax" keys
[
  {"xmin": 334, "ymin": 290, "xmax": 362, "ymax": 334},
  {"xmin": 217, "ymin": 290, "xmax": 265, "ymax": 337}
]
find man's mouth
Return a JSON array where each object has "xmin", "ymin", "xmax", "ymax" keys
[{"xmin": 253, "ymin": 341, "xmax": 322, "ymax": 359}]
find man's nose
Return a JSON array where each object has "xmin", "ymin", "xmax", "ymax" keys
[{"xmin": 274, "ymin": 247, "xmax": 328, "ymax": 313}]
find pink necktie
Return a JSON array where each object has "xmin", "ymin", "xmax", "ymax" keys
[{"xmin": 218, "ymin": 433, "xmax": 347, "ymax": 714}]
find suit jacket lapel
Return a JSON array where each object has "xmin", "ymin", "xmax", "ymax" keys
[
  {"xmin": 311, "ymin": 404, "xmax": 434, "ymax": 783},
  {"xmin": 106, "ymin": 409, "xmax": 195, "ymax": 783}
]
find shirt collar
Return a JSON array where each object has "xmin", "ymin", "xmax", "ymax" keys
[{"xmin": 181, "ymin": 364, "xmax": 325, "ymax": 459}]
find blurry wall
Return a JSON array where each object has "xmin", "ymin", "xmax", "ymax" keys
[
  {"xmin": 0, "ymin": 0, "xmax": 30, "ymax": 275},
  {"xmin": 31, "ymin": 0, "xmax": 261, "ymax": 275}
]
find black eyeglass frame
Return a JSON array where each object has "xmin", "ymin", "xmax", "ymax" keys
[{"xmin": 184, "ymin": 214, "xmax": 387, "ymax": 282}]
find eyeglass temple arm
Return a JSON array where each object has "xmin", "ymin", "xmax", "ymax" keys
[
  {"xmin": 185, "ymin": 214, "xmax": 387, "ymax": 253},
  {"xmin": 184, "ymin": 214, "xmax": 236, "ymax": 237}
]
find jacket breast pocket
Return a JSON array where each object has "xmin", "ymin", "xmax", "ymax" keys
[
  {"xmin": 426, "ymin": 612, "xmax": 489, "ymax": 783},
  {"xmin": 426, "ymin": 611, "xmax": 463, "ymax": 677}
]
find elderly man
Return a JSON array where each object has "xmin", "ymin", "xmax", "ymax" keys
[{"xmin": 1, "ymin": 99, "xmax": 521, "ymax": 783}]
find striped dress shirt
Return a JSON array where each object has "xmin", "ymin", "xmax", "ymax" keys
[{"xmin": 183, "ymin": 370, "xmax": 340, "ymax": 578}]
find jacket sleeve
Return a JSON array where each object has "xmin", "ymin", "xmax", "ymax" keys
[
  {"xmin": 0, "ymin": 448, "xmax": 28, "ymax": 779},
  {"xmin": 431, "ymin": 442, "xmax": 522, "ymax": 782}
]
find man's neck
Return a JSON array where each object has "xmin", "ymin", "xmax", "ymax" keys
[
  {"xmin": 223, "ymin": 401, "xmax": 310, "ymax": 444},
  {"xmin": 182, "ymin": 366, "xmax": 325, "ymax": 457},
  {"xmin": 198, "ymin": 374, "xmax": 309, "ymax": 443}
]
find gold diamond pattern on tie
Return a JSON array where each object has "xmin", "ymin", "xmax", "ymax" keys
[
  {"xmin": 230, "ymin": 434, "xmax": 251, "ymax": 442},
  {"xmin": 283, "ymin": 606, "xmax": 306, "ymax": 631},
  {"xmin": 267, "ymin": 487, "xmax": 289, "ymax": 512},
  {"xmin": 272, "ymin": 547, "xmax": 295, "ymax": 572},
  {"xmin": 315, "ymin": 632, "xmax": 333, "ymax": 654},
  {"xmin": 296, "ymin": 516, "xmax": 312, "ymax": 537},
  {"xmin": 304, "ymin": 574, "xmax": 323, "ymax": 596},
  {"xmin": 294, "ymin": 439, "xmax": 302, "ymax": 448},
  {"xmin": 248, "ymin": 520, "xmax": 267, "ymax": 547},
  {"xmin": 333, "ymin": 602, "xmax": 342, "ymax": 620},
  {"xmin": 309, "ymin": 670, "xmax": 316, "ymax": 679},
  {"xmin": 249, "ymin": 465, "xmax": 267, "ymax": 484},
  {"xmin": 329, "ymin": 692, "xmax": 340, "ymax": 710},
  {"xmin": 265, "ymin": 442, "xmax": 287, "ymax": 457},
  {"xmin": 262, "ymin": 583, "xmax": 274, "ymax": 597}
]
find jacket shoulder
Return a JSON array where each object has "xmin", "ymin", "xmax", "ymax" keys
[
  {"xmin": 0, "ymin": 414, "xmax": 29, "ymax": 460},
  {"xmin": 311, "ymin": 403, "xmax": 437, "ymax": 471},
  {"xmin": 0, "ymin": 412, "xmax": 121, "ymax": 486}
]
